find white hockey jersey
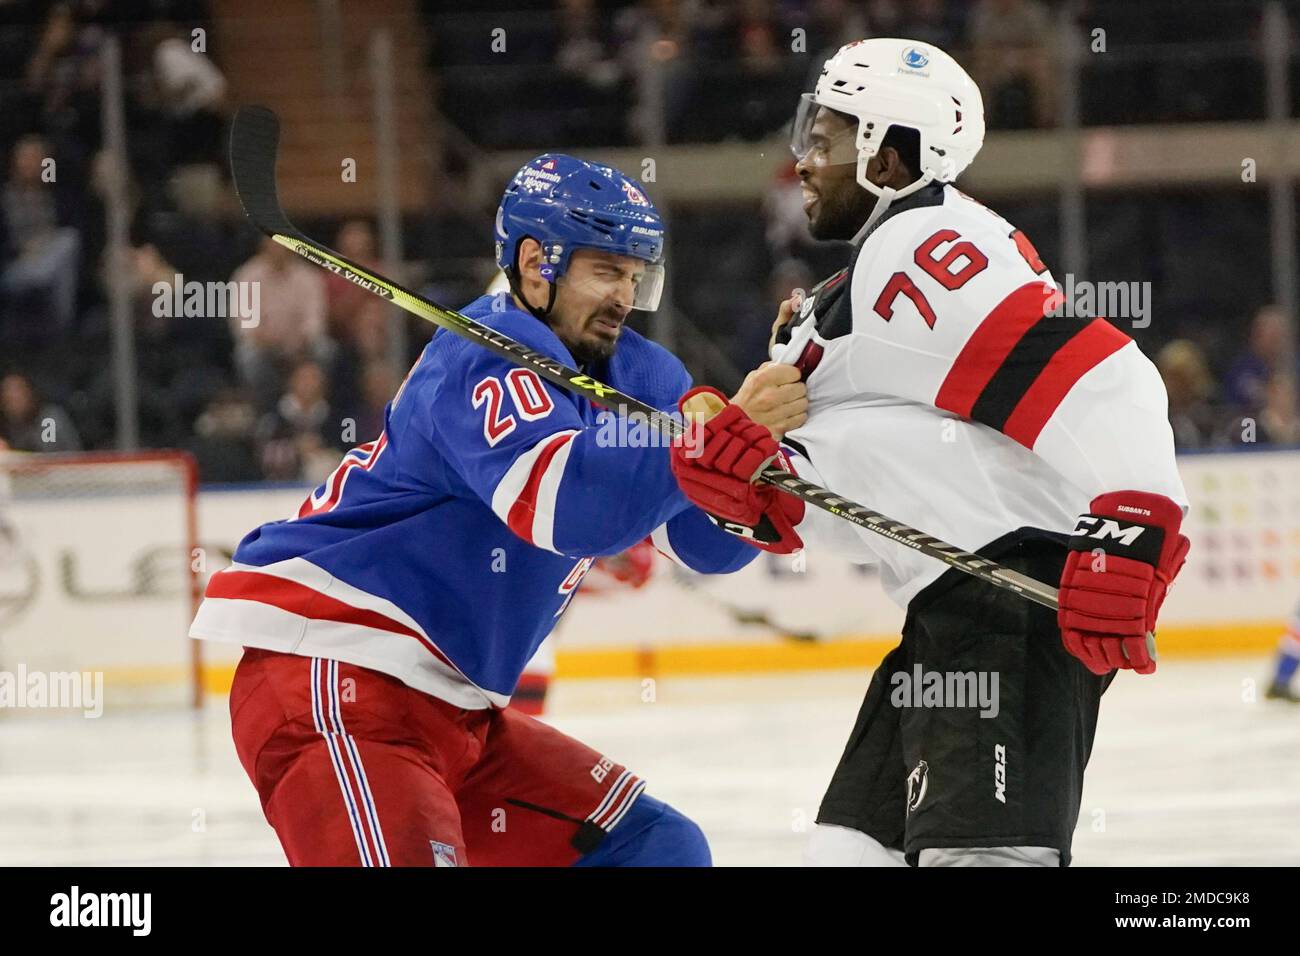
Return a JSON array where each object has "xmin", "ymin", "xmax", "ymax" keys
[{"xmin": 773, "ymin": 183, "xmax": 1187, "ymax": 608}]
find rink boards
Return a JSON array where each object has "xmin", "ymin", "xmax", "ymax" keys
[{"xmin": 0, "ymin": 448, "xmax": 1295, "ymax": 693}]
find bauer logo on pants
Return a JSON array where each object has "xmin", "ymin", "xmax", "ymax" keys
[{"xmin": 906, "ymin": 760, "xmax": 929, "ymax": 813}]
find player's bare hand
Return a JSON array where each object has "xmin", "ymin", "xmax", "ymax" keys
[
  {"xmin": 768, "ymin": 289, "xmax": 804, "ymax": 354},
  {"xmin": 731, "ymin": 362, "xmax": 808, "ymax": 440}
]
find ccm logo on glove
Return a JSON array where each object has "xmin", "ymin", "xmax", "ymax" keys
[
  {"xmin": 1070, "ymin": 516, "xmax": 1159, "ymax": 558},
  {"xmin": 1057, "ymin": 490, "xmax": 1190, "ymax": 676}
]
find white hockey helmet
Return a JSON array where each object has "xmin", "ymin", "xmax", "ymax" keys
[{"xmin": 791, "ymin": 38, "xmax": 986, "ymax": 201}]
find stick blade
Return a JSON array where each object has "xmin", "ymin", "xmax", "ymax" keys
[{"xmin": 229, "ymin": 105, "xmax": 296, "ymax": 238}]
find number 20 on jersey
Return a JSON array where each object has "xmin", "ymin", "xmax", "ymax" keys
[{"xmin": 473, "ymin": 369, "xmax": 554, "ymax": 445}]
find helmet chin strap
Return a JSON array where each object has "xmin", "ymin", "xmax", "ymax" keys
[
  {"xmin": 848, "ymin": 170, "xmax": 938, "ymax": 247},
  {"xmin": 849, "ymin": 186, "xmax": 897, "ymax": 247},
  {"xmin": 508, "ymin": 239, "xmax": 559, "ymax": 322}
]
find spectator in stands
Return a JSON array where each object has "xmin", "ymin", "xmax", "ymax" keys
[
  {"xmin": 735, "ymin": 0, "xmax": 781, "ymax": 73},
  {"xmin": 350, "ymin": 296, "xmax": 391, "ymax": 364},
  {"xmin": 352, "ymin": 359, "xmax": 399, "ymax": 445},
  {"xmin": 1258, "ymin": 374, "xmax": 1300, "ymax": 446},
  {"xmin": 75, "ymin": 242, "xmax": 199, "ymax": 450},
  {"xmin": 144, "ymin": 21, "xmax": 229, "ymax": 169},
  {"xmin": 614, "ymin": 0, "xmax": 696, "ymax": 143},
  {"xmin": 325, "ymin": 219, "xmax": 381, "ymax": 344},
  {"xmin": 256, "ymin": 359, "xmax": 342, "ymax": 483},
  {"xmin": 23, "ymin": 2, "xmax": 103, "ymax": 166},
  {"xmin": 769, "ymin": 256, "xmax": 815, "ymax": 306},
  {"xmin": 556, "ymin": 0, "xmax": 621, "ymax": 89},
  {"xmin": 763, "ymin": 159, "xmax": 845, "ymax": 277},
  {"xmin": 0, "ymin": 134, "xmax": 82, "ymax": 333},
  {"xmin": 1157, "ymin": 339, "xmax": 1220, "ymax": 450},
  {"xmin": 864, "ymin": 0, "xmax": 903, "ymax": 34},
  {"xmin": 968, "ymin": 0, "xmax": 1056, "ymax": 129},
  {"xmin": 552, "ymin": 0, "xmax": 626, "ymax": 143},
  {"xmin": 805, "ymin": 0, "xmax": 870, "ymax": 63},
  {"xmin": 189, "ymin": 386, "xmax": 261, "ymax": 484},
  {"xmin": 330, "ymin": 277, "xmax": 394, "ymax": 433},
  {"xmin": 730, "ymin": 0, "xmax": 805, "ymax": 139},
  {"xmin": 1224, "ymin": 304, "xmax": 1289, "ymax": 414},
  {"xmin": 764, "ymin": 159, "xmax": 812, "ymax": 262},
  {"xmin": 229, "ymin": 236, "xmax": 332, "ymax": 411},
  {"xmin": 0, "ymin": 371, "xmax": 80, "ymax": 452},
  {"xmin": 23, "ymin": 4, "xmax": 78, "ymax": 114},
  {"xmin": 0, "ymin": 1, "xmax": 45, "ymax": 148},
  {"xmin": 745, "ymin": 256, "xmax": 813, "ymax": 365},
  {"xmin": 895, "ymin": 0, "xmax": 958, "ymax": 51}
]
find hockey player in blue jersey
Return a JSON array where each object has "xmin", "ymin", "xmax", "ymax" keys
[
  {"xmin": 191, "ymin": 154, "xmax": 808, "ymax": 866},
  {"xmin": 1265, "ymin": 602, "xmax": 1300, "ymax": 701}
]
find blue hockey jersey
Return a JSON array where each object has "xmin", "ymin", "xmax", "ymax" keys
[{"xmin": 190, "ymin": 292, "xmax": 756, "ymax": 708}]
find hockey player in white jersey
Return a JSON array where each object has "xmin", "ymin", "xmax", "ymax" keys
[{"xmin": 668, "ymin": 38, "xmax": 1190, "ymax": 866}]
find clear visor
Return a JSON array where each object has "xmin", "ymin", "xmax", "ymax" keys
[
  {"xmin": 790, "ymin": 93, "xmax": 860, "ymax": 167},
  {"xmin": 557, "ymin": 260, "xmax": 665, "ymax": 312}
]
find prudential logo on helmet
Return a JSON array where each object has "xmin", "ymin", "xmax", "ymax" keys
[{"xmin": 901, "ymin": 46, "xmax": 930, "ymax": 71}]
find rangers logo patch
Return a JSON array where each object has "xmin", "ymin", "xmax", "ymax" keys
[{"xmin": 431, "ymin": 840, "xmax": 458, "ymax": 867}]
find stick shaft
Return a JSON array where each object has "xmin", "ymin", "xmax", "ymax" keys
[{"xmin": 229, "ymin": 106, "xmax": 1062, "ymax": 612}]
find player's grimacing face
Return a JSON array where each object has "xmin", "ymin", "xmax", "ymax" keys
[
  {"xmin": 550, "ymin": 249, "xmax": 645, "ymax": 364},
  {"xmin": 796, "ymin": 108, "xmax": 876, "ymax": 241}
]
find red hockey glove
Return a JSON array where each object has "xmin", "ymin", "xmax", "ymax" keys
[
  {"xmin": 670, "ymin": 386, "xmax": 804, "ymax": 554},
  {"xmin": 1058, "ymin": 491, "xmax": 1190, "ymax": 675}
]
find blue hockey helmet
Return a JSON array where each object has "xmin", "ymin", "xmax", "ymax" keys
[{"xmin": 495, "ymin": 154, "xmax": 666, "ymax": 311}]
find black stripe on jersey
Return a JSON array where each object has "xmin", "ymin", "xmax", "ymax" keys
[
  {"xmin": 782, "ymin": 436, "xmax": 811, "ymax": 461},
  {"xmin": 812, "ymin": 266, "xmax": 854, "ymax": 340},
  {"xmin": 968, "ymin": 315, "xmax": 1095, "ymax": 430},
  {"xmin": 776, "ymin": 266, "xmax": 850, "ymax": 347}
]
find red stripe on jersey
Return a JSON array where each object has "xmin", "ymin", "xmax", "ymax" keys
[
  {"xmin": 1001, "ymin": 318, "xmax": 1131, "ymax": 448},
  {"xmin": 299, "ymin": 434, "xmax": 388, "ymax": 519},
  {"xmin": 589, "ymin": 770, "xmax": 644, "ymax": 828},
  {"xmin": 506, "ymin": 432, "xmax": 575, "ymax": 543},
  {"xmin": 793, "ymin": 340, "xmax": 824, "ymax": 379},
  {"xmin": 821, "ymin": 269, "xmax": 849, "ymax": 292},
  {"xmin": 933, "ymin": 282, "xmax": 1057, "ymax": 417},
  {"xmin": 301, "ymin": 443, "xmax": 373, "ymax": 518},
  {"xmin": 206, "ymin": 569, "xmax": 449, "ymax": 663}
]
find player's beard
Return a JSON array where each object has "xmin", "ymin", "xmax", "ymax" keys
[
  {"xmin": 568, "ymin": 311, "xmax": 622, "ymax": 365},
  {"xmin": 808, "ymin": 182, "xmax": 877, "ymax": 242}
]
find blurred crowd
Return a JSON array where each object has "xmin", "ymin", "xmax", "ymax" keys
[
  {"xmin": 429, "ymin": 0, "xmax": 1269, "ymax": 149},
  {"xmin": 0, "ymin": 1, "xmax": 410, "ymax": 484},
  {"xmin": 0, "ymin": 0, "xmax": 1297, "ymax": 485},
  {"xmin": 433, "ymin": 0, "xmax": 1070, "ymax": 147},
  {"xmin": 1157, "ymin": 305, "xmax": 1300, "ymax": 451}
]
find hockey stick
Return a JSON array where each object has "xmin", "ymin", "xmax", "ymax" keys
[
  {"xmin": 228, "ymin": 105, "xmax": 1064, "ymax": 616},
  {"xmin": 669, "ymin": 567, "xmax": 821, "ymax": 643}
]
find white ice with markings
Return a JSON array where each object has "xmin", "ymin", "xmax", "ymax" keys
[{"xmin": 0, "ymin": 656, "xmax": 1295, "ymax": 865}]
